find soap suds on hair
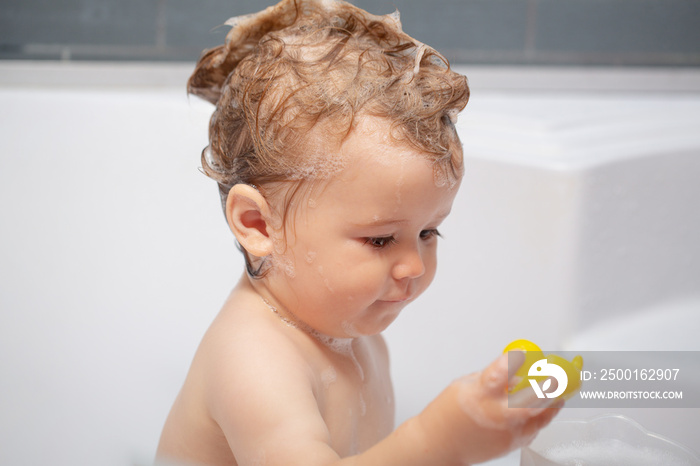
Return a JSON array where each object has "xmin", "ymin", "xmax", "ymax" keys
[{"xmin": 188, "ymin": 0, "xmax": 469, "ymax": 219}]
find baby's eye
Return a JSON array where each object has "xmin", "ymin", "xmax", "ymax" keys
[
  {"xmin": 420, "ymin": 229, "xmax": 442, "ymax": 240},
  {"xmin": 364, "ymin": 236, "xmax": 397, "ymax": 249}
]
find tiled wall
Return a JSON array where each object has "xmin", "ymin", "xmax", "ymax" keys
[{"xmin": 1, "ymin": 0, "xmax": 699, "ymax": 66}]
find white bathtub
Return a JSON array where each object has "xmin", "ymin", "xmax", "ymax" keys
[{"xmin": 1, "ymin": 61, "xmax": 699, "ymax": 465}]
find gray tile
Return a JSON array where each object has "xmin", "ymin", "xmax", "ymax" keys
[
  {"xmin": 2, "ymin": 0, "xmax": 698, "ymax": 64},
  {"xmin": 353, "ymin": 0, "xmax": 531, "ymax": 53},
  {"xmin": 0, "ymin": 0, "xmax": 158, "ymax": 46},
  {"xmin": 165, "ymin": 0, "xmax": 265, "ymax": 51},
  {"xmin": 168, "ymin": 0, "xmax": 532, "ymax": 63},
  {"xmin": 535, "ymin": 0, "xmax": 700, "ymax": 54},
  {"xmin": 169, "ymin": 0, "xmax": 534, "ymax": 63}
]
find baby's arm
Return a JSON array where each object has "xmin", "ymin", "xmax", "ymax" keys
[
  {"xmin": 341, "ymin": 351, "xmax": 560, "ymax": 465},
  {"xmin": 211, "ymin": 339, "xmax": 558, "ymax": 466},
  {"xmin": 391, "ymin": 352, "xmax": 561, "ymax": 464}
]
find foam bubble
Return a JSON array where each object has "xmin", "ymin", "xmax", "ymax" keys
[
  {"xmin": 543, "ymin": 439, "xmax": 694, "ymax": 466},
  {"xmin": 305, "ymin": 250, "xmax": 317, "ymax": 263},
  {"xmin": 203, "ymin": 146, "xmax": 216, "ymax": 167},
  {"xmin": 434, "ymin": 165, "xmax": 459, "ymax": 189},
  {"xmin": 316, "ymin": 334, "xmax": 353, "ymax": 356},
  {"xmin": 276, "ymin": 256, "xmax": 296, "ymax": 277},
  {"xmin": 386, "ymin": 9, "xmax": 401, "ymax": 25},
  {"xmin": 315, "ymin": 336, "xmax": 365, "ymax": 382},
  {"xmin": 271, "ymin": 234, "xmax": 286, "ymax": 254},
  {"xmin": 284, "ymin": 152, "xmax": 348, "ymax": 182},
  {"xmin": 224, "ymin": 12, "xmax": 256, "ymax": 28}
]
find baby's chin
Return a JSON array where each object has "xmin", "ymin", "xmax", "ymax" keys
[
  {"xmin": 306, "ymin": 298, "xmax": 412, "ymax": 340},
  {"xmin": 346, "ymin": 300, "xmax": 409, "ymax": 336}
]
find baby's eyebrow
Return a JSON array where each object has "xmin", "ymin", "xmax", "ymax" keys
[
  {"xmin": 353, "ymin": 218, "xmax": 408, "ymax": 228},
  {"xmin": 354, "ymin": 209, "xmax": 452, "ymax": 228}
]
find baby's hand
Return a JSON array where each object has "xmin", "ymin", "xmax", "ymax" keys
[{"xmin": 413, "ymin": 352, "xmax": 562, "ymax": 465}]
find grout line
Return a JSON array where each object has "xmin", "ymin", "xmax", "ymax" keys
[
  {"xmin": 524, "ymin": 0, "xmax": 538, "ymax": 58},
  {"xmin": 155, "ymin": 0, "xmax": 168, "ymax": 49}
]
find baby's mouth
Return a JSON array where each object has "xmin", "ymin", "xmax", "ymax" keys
[{"xmin": 380, "ymin": 294, "xmax": 412, "ymax": 304}]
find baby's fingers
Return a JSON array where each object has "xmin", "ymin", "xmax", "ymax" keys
[
  {"xmin": 516, "ymin": 401, "xmax": 564, "ymax": 447},
  {"xmin": 481, "ymin": 352, "xmax": 525, "ymax": 395},
  {"xmin": 509, "ymin": 374, "xmax": 561, "ymax": 407}
]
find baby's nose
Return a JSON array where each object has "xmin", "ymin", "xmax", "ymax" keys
[{"xmin": 392, "ymin": 248, "xmax": 425, "ymax": 280}]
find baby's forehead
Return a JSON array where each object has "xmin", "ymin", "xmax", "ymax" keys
[
  {"xmin": 277, "ymin": 116, "xmax": 460, "ymax": 226},
  {"xmin": 339, "ymin": 116, "xmax": 429, "ymax": 162},
  {"xmin": 280, "ymin": 115, "xmax": 461, "ymax": 212},
  {"xmin": 288, "ymin": 114, "xmax": 387, "ymax": 176}
]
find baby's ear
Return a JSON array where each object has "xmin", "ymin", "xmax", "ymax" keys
[{"xmin": 225, "ymin": 184, "xmax": 274, "ymax": 257}]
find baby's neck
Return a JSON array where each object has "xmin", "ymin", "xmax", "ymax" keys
[{"xmin": 260, "ymin": 295, "xmax": 356, "ymax": 354}]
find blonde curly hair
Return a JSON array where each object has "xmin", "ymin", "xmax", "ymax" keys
[{"xmin": 188, "ymin": 0, "xmax": 470, "ymax": 213}]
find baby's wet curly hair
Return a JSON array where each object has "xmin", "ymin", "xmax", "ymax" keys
[{"xmin": 188, "ymin": 0, "xmax": 470, "ymax": 211}]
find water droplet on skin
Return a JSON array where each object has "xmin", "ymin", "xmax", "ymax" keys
[
  {"xmin": 321, "ymin": 365, "xmax": 337, "ymax": 388},
  {"xmin": 323, "ymin": 278, "xmax": 334, "ymax": 292},
  {"xmin": 350, "ymin": 349, "xmax": 365, "ymax": 382},
  {"xmin": 316, "ymin": 336, "xmax": 365, "ymax": 382},
  {"xmin": 271, "ymin": 235, "xmax": 286, "ymax": 254},
  {"xmin": 394, "ymin": 163, "xmax": 406, "ymax": 206},
  {"xmin": 275, "ymin": 257, "xmax": 295, "ymax": 277},
  {"xmin": 305, "ymin": 251, "xmax": 317, "ymax": 263},
  {"xmin": 359, "ymin": 393, "xmax": 367, "ymax": 416}
]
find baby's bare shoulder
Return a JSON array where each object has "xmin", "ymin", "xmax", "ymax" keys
[
  {"xmin": 200, "ymin": 301, "xmax": 317, "ymax": 383},
  {"xmin": 189, "ymin": 298, "xmax": 341, "ymax": 462}
]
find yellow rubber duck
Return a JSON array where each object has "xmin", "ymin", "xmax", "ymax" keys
[{"xmin": 503, "ymin": 339, "xmax": 583, "ymax": 400}]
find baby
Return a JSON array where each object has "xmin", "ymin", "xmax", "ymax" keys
[{"xmin": 157, "ymin": 0, "xmax": 562, "ymax": 464}]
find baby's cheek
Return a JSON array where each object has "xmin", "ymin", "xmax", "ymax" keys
[
  {"xmin": 342, "ymin": 267, "xmax": 387, "ymax": 299},
  {"xmin": 417, "ymin": 253, "xmax": 439, "ymax": 292}
]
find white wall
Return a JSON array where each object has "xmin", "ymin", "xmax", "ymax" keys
[{"xmin": 1, "ymin": 62, "xmax": 699, "ymax": 465}]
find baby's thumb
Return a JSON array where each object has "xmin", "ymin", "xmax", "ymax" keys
[{"xmin": 481, "ymin": 351, "xmax": 524, "ymax": 394}]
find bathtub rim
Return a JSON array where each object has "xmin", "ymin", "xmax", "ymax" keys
[{"xmin": 2, "ymin": 60, "xmax": 700, "ymax": 93}]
